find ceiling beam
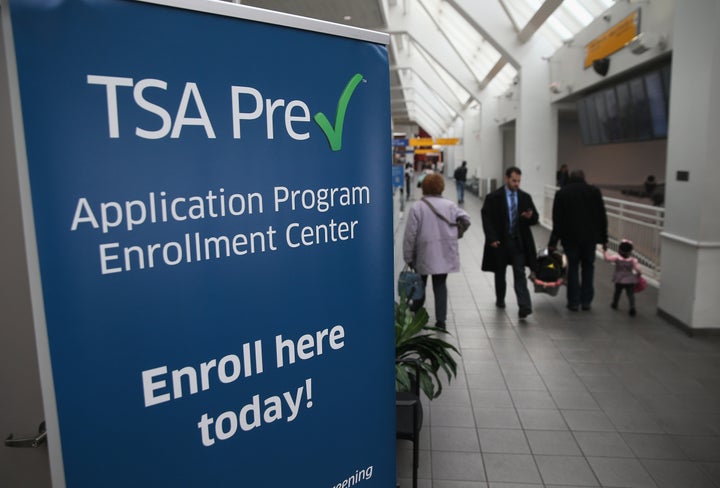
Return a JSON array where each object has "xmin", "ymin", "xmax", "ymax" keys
[
  {"xmin": 443, "ymin": 0, "xmax": 520, "ymax": 69},
  {"xmin": 386, "ymin": 27, "xmax": 478, "ymax": 100},
  {"xmin": 386, "ymin": 30, "xmax": 480, "ymax": 104},
  {"xmin": 391, "ymin": 64, "xmax": 462, "ymax": 117},
  {"xmin": 479, "ymin": 58, "xmax": 507, "ymax": 90},
  {"xmin": 414, "ymin": 0, "xmax": 484, "ymax": 90},
  {"xmin": 406, "ymin": 100, "xmax": 444, "ymax": 132},
  {"xmin": 410, "ymin": 107, "xmax": 441, "ymax": 136},
  {"xmin": 403, "ymin": 90, "xmax": 452, "ymax": 126},
  {"xmin": 497, "ymin": 0, "xmax": 520, "ymax": 33},
  {"xmin": 518, "ymin": 0, "xmax": 563, "ymax": 43}
]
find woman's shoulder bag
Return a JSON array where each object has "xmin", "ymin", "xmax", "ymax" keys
[{"xmin": 421, "ymin": 197, "xmax": 470, "ymax": 238}]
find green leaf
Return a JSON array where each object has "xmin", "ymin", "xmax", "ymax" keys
[{"xmin": 395, "ymin": 298, "xmax": 460, "ymax": 399}]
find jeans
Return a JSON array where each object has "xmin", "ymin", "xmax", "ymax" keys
[
  {"xmin": 564, "ymin": 242, "xmax": 597, "ymax": 307},
  {"xmin": 455, "ymin": 180, "xmax": 465, "ymax": 202}
]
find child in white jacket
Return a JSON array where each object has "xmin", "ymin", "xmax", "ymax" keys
[{"xmin": 603, "ymin": 239, "xmax": 642, "ymax": 316}]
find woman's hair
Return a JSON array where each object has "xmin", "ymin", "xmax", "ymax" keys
[
  {"xmin": 422, "ymin": 173, "xmax": 444, "ymax": 195},
  {"xmin": 619, "ymin": 239, "xmax": 634, "ymax": 255}
]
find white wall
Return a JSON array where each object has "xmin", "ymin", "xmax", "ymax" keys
[{"xmin": 443, "ymin": 117, "xmax": 465, "ymax": 176}]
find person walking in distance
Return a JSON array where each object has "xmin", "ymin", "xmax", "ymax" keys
[
  {"xmin": 481, "ymin": 166, "xmax": 539, "ymax": 319},
  {"xmin": 556, "ymin": 164, "xmax": 570, "ymax": 188},
  {"xmin": 454, "ymin": 161, "xmax": 468, "ymax": 203},
  {"xmin": 404, "ymin": 162, "xmax": 414, "ymax": 200},
  {"xmin": 548, "ymin": 170, "xmax": 608, "ymax": 311}
]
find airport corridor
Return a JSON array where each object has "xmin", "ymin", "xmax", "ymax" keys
[{"xmin": 394, "ymin": 177, "xmax": 720, "ymax": 488}]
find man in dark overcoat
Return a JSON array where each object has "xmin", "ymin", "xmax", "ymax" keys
[
  {"xmin": 548, "ymin": 170, "xmax": 608, "ymax": 311},
  {"xmin": 481, "ymin": 166, "xmax": 539, "ymax": 319}
]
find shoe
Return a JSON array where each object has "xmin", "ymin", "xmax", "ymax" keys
[
  {"xmin": 496, "ymin": 301, "xmax": 506, "ymax": 309},
  {"xmin": 435, "ymin": 321, "xmax": 447, "ymax": 329},
  {"xmin": 629, "ymin": 308, "xmax": 636, "ymax": 317},
  {"xmin": 611, "ymin": 302, "xmax": 618, "ymax": 310},
  {"xmin": 519, "ymin": 308, "xmax": 532, "ymax": 319},
  {"xmin": 581, "ymin": 304, "xmax": 591, "ymax": 311},
  {"xmin": 567, "ymin": 304, "xmax": 579, "ymax": 312}
]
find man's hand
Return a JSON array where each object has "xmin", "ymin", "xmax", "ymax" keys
[
  {"xmin": 520, "ymin": 209, "xmax": 533, "ymax": 219},
  {"xmin": 490, "ymin": 241, "xmax": 500, "ymax": 248}
]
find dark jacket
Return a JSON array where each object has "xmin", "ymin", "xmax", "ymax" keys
[
  {"xmin": 454, "ymin": 166, "xmax": 467, "ymax": 182},
  {"xmin": 548, "ymin": 179, "xmax": 607, "ymax": 247},
  {"xmin": 481, "ymin": 186, "xmax": 539, "ymax": 272}
]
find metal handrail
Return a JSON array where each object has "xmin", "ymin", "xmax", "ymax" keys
[{"xmin": 543, "ymin": 185, "xmax": 665, "ymax": 281}]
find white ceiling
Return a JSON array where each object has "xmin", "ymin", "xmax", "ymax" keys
[
  {"xmin": 237, "ymin": 0, "xmax": 614, "ymax": 136},
  {"xmin": 239, "ymin": 0, "xmax": 386, "ymax": 29}
]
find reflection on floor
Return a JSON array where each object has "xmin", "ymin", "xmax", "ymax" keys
[{"xmin": 394, "ymin": 180, "xmax": 720, "ymax": 488}]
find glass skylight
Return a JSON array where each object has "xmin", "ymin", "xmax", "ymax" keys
[{"xmin": 389, "ymin": 0, "xmax": 615, "ymax": 135}]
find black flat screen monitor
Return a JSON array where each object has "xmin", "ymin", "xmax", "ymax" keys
[{"xmin": 576, "ymin": 60, "xmax": 670, "ymax": 145}]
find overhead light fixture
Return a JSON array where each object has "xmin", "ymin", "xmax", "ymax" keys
[{"xmin": 343, "ymin": 15, "xmax": 352, "ymax": 20}]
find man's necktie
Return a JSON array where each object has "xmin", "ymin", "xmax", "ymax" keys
[{"xmin": 509, "ymin": 191, "xmax": 518, "ymax": 235}]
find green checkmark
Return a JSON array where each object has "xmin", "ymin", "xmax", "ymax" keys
[{"xmin": 314, "ymin": 73, "xmax": 364, "ymax": 152}]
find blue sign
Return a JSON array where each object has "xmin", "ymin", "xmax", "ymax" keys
[
  {"xmin": 392, "ymin": 165, "xmax": 404, "ymax": 189},
  {"xmin": 392, "ymin": 138, "xmax": 409, "ymax": 147},
  {"xmin": 6, "ymin": 0, "xmax": 394, "ymax": 486}
]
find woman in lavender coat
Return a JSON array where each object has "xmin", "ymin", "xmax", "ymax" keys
[{"xmin": 403, "ymin": 173, "xmax": 470, "ymax": 329}]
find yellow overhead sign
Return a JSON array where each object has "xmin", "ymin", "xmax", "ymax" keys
[
  {"xmin": 407, "ymin": 137, "xmax": 460, "ymax": 147},
  {"xmin": 435, "ymin": 138, "xmax": 460, "ymax": 145},
  {"xmin": 414, "ymin": 149, "xmax": 440, "ymax": 155},
  {"xmin": 409, "ymin": 138, "xmax": 434, "ymax": 147},
  {"xmin": 585, "ymin": 10, "xmax": 639, "ymax": 68}
]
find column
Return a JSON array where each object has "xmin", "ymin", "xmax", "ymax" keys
[{"xmin": 658, "ymin": 0, "xmax": 720, "ymax": 330}]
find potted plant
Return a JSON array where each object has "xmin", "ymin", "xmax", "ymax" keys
[{"xmin": 395, "ymin": 297, "xmax": 459, "ymax": 399}]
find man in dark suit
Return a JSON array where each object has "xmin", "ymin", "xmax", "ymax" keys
[
  {"xmin": 481, "ymin": 166, "xmax": 539, "ymax": 319},
  {"xmin": 548, "ymin": 170, "xmax": 608, "ymax": 311}
]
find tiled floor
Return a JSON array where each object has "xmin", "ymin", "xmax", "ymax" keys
[{"xmin": 394, "ymin": 179, "xmax": 720, "ymax": 488}]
